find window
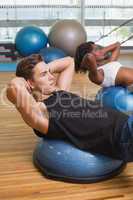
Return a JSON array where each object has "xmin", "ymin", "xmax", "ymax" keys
[
  {"xmin": 0, "ymin": 0, "xmax": 132, "ymax": 47},
  {"xmin": 85, "ymin": 0, "xmax": 133, "ymax": 47}
]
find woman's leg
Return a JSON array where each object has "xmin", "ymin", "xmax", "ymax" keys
[{"xmin": 116, "ymin": 67, "xmax": 133, "ymax": 86}]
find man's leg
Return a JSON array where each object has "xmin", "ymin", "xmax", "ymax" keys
[{"xmin": 119, "ymin": 115, "xmax": 133, "ymax": 162}]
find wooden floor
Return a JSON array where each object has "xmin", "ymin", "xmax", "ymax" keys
[{"xmin": 0, "ymin": 72, "xmax": 133, "ymax": 200}]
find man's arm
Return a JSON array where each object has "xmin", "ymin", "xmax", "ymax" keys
[
  {"xmin": 6, "ymin": 77, "xmax": 48, "ymax": 134},
  {"xmin": 47, "ymin": 57, "xmax": 74, "ymax": 91}
]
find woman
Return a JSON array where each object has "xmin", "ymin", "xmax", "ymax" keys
[{"xmin": 75, "ymin": 41, "xmax": 133, "ymax": 87}]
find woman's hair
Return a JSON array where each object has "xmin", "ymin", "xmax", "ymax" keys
[
  {"xmin": 74, "ymin": 41, "xmax": 94, "ymax": 73},
  {"xmin": 16, "ymin": 54, "xmax": 43, "ymax": 80}
]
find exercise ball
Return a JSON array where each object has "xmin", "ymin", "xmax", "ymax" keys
[
  {"xmin": 15, "ymin": 26, "xmax": 48, "ymax": 56},
  {"xmin": 39, "ymin": 47, "xmax": 67, "ymax": 63},
  {"xmin": 33, "ymin": 138, "xmax": 126, "ymax": 183},
  {"xmin": 48, "ymin": 20, "xmax": 87, "ymax": 57},
  {"xmin": 96, "ymin": 86, "xmax": 133, "ymax": 113}
]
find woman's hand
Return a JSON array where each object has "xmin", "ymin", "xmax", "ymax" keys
[{"xmin": 80, "ymin": 53, "xmax": 97, "ymax": 71}]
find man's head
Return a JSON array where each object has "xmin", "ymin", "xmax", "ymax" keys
[
  {"xmin": 74, "ymin": 41, "xmax": 95, "ymax": 73},
  {"xmin": 16, "ymin": 54, "xmax": 56, "ymax": 95},
  {"xmin": 16, "ymin": 54, "xmax": 43, "ymax": 80}
]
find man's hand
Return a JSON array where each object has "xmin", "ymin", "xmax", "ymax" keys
[
  {"xmin": 7, "ymin": 77, "xmax": 49, "ymax": 134},
  {"xmin": 9, "ymin": 77, "xmax": 32, "ymax": 93},
  {"xmin": 47, "ymin": 57, "xmax": 74, "ymax": 91}
]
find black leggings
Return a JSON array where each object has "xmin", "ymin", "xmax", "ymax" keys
[{"xmin": 118, "ymin": 115, "xmax": 133, "ymax": 162}]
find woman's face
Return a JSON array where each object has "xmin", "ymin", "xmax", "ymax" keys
[
  {"xmin": 92, "ymin": 44, "xmax": 105, "ymax": 61},
  {"xmin": 90, "ymin": 44, "xmax": 107, "ymax": 66}
]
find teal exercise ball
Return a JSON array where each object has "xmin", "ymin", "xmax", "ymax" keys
[
  {"xmin": 39, "ymin": 47, "xmax": 67, "ymax": 63},
  {"xmin": 48, "ymin": 20, "xmax": 87, "ymax": 57},
  {"xmin": 15, "ymin": 26, "xmax": 48, "ymax": 56}
]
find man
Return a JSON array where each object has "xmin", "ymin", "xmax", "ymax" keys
[{"xmin": 6, "ymin": 54, "xmax": 133, "ymax": 162}]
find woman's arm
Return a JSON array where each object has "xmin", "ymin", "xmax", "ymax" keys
[
  {"xmin": 6, "ymin": 77, "xmax": 49, "ymax": 134},
  {"xmin": 100, "ymin": 42, "xmax": 120, "ymax": 54},
  {"xmin": 81, "ymin": 53, "xmax": 104, "ymax": 84},
  {"xmin": 47, "ymin": 57, "xmax": 74, "ymax": 91},
  {"xmin": 80, "ymin": 53, "xmax": 98, "ymax": 74},
  {"xmin": 101, "ymin": 42, "xmax": 120, "ymax": 61}
]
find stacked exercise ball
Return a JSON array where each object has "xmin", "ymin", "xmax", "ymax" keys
[
  {"xmin": 48, "ymin": 20, "xmax": 87, "ymax": 56},
  {"xmin": 39, "ymin": 47, "xmax": 67, "ymax": 63},
  {"xmin": 15, "ymin": 26, "xmax": 48, "ymax": 56},
  {"xmin": 96, "ymin": 86, "xmax": 133, "ymax": 113},
  {"xmin": 15, "ymin": 20, "xmax": 87, "ymax": 58}
]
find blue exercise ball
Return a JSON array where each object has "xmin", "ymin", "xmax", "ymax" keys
[
  {"xmin": 39, "ymin": 47, "xmax": 67, "ymax": 63},
  {"xmin": 96, "ymin": 86, "xmax": 133, "ymax": 112},
  {"xmin": 15, "ymin": 26, "xmax": 48, "ymax": 56},
  {"xmin": 33, "ymin": 138, "xmax": 125, "ymax": 183}
]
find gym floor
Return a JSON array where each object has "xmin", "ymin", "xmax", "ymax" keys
[{"xmin": 0, "ymin": 72, "xmax": 133, "ymax": 200}]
